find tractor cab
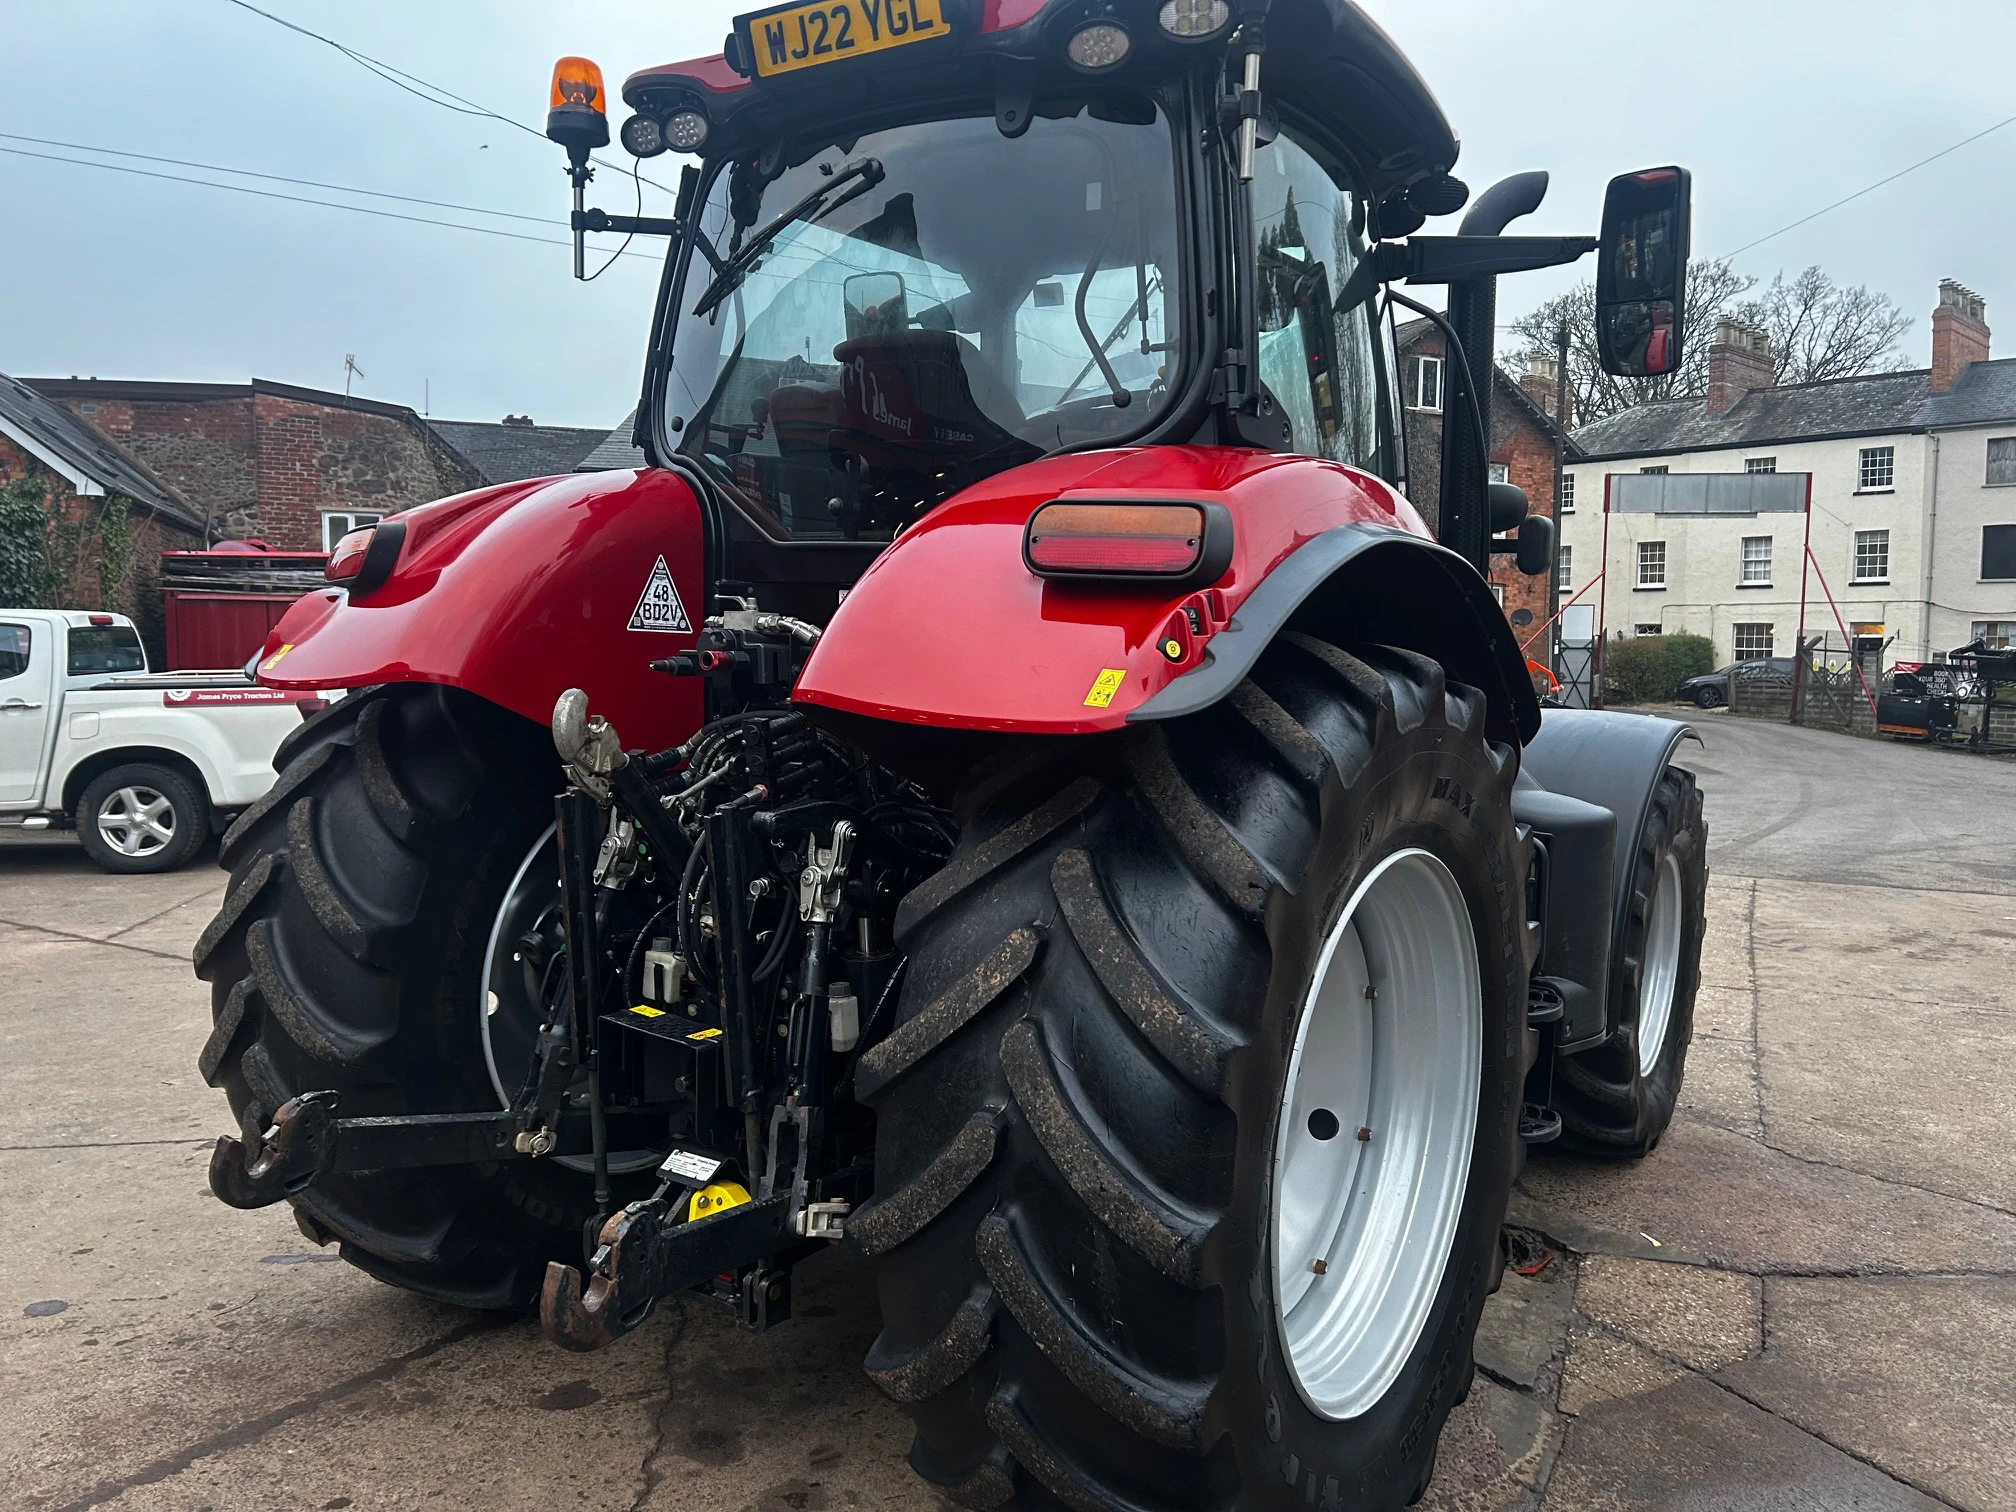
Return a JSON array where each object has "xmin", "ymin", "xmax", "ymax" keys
[{"xmin": 549, "ymin": 1, "xmax": 1486, "ymax": 609}]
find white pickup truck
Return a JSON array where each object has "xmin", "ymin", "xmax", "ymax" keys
[{"xmin": 0, "ymin": 609, "xmax": 315, "ymax": 873}]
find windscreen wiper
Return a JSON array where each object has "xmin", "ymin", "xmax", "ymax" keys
[{"xmin": 691, "ymin": 157, "xmax": 886, "ymax": 318}]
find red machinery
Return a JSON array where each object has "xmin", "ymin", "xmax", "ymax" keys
[{"xmin": 197, "ymin": 6, "xmax": 1707, "ymax": 1507}]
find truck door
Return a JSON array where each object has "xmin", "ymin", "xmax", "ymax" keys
[{"xmin": 0, "ymin": 619, "xmax": 54, "ymax": 806}]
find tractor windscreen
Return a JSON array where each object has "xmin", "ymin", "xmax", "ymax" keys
[{"xmin": 664, "ymin": 101, "xmax": 1182, "ymax": 542}]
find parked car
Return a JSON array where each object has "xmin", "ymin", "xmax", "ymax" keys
[
  {"xmin": 1675, "ymin": 656, "xmax": 1799, "ymax": 709},
  {"xmin": 0, "ymin": 609, "xmax": 317, "ymax": 872}
]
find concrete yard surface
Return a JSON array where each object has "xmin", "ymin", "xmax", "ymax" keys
[{"xmin": 4, "ymin": 713, "xmax": 2014, "ymax": 1510}]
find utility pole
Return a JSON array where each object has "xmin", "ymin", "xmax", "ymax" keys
[{"xmin": 1547, "ymin": 321, "xmax": 1569, "ymax": 676}]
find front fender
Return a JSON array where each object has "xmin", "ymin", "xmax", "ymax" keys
[{"xmin": 255, "ymin": 470, "xmax": 705, "ymax": 752}]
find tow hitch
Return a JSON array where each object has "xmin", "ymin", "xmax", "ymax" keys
[{"xmin": 207, "ymin": 1092, "xmax": 601, "ymax": 1209}]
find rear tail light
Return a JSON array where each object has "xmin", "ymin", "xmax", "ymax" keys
[
  {"xmin": 325, "ymin": 528, "xmax": 375, "ymax": 581},
  {"xmin": 87, "ymin": 613, "xmax": 114, "ymax": 625},
  {"xmin": 1024, "ymin": 500, "xmax": 1232, "ymax": 586},
  {"xmin": 324, "ymin": 518, "xmax": 408, "ymax": 596}
]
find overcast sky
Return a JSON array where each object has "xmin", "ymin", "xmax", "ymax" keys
[{"xmin": 6, "ymin": 0, "xmax": 2013, "ymax": 430}]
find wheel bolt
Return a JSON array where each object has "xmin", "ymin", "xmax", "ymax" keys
[
  {"xmin": 1311, "ymin": 1259, "xmax": 1328, "ymax": 1275},
  {"xmin": 1357, "ymin": 1127, "xmax": 1373, "ymax": 1142}
]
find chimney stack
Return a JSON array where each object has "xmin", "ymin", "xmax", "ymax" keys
[
  {"xmin": 1705, "ymin": 319, "xmax": 1773, "ymax": 416},
  {"xmin": 1519, "ymin": 353, "xmax": 1571, "ymax": 429},
  {"xmin": 1931, "ymin": 280, "xmax": 1989, "ymax": 393}
]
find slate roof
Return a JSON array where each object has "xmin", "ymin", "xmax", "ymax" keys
[
  {"xmin": 1572, "ymin": 357, "xmax": 2016, "ymax": 461},
  {"xmin": 425, "ymin": 420, "xmax": 608, "ymax": 485},
  {"xmin": 0, "ymin": 371, "xmax": 203, "ymax": 532},
  {"xmin": 577, "ymin": 411, "xmax": 649, "ymax": 471}
]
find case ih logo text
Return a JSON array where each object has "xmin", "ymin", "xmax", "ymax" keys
[{"xmin": 628, "ymin": 556, "xmax": 692, "ymax": 634}]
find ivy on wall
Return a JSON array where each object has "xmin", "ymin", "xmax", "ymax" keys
[{"xmin": 0, "ymin": 470, "xmax": 137, "ymax": 612}]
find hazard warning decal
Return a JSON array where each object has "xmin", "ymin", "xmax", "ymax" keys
[{"xmin": 628, "ymin": 555, "xmax": 691, "ymax": 634}]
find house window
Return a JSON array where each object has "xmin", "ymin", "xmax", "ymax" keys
[
  {"xmin": 1488, "ymin": 463, "xmax": 1510, "ymax": 485},
  {"xmin": 1637, "ymin": 540, "xmax": 1667, "ymax": 588},
  {"xmin": 1559, "ymin": 472, "xmax": 1575, "ymax": 513},
  {"xmin": 321, "ymin": 510, "xmax": 384, "ymax": 552},
  {"xmin": 1857, "ymin": 445, "xmax": 1895, "ymax": 491},
  {"xmin": 1989, "ymin": 439, "xmax": 2016, "ymax": 487},
  {"xmin": 1410, "ymin": 356, "xmax": 1443, "ymax": 412},
  {"xmin": 1852, "ymin": 529, "xmax": 1889, "ymax": 583},
  {"xmin": 1974, "ymin": 620, "xmax": 2016, "ymax": 649},
  {"xmin": 1555, "ymin": 543, "xmax": 1572, "ymax": 593},
  {"xmin": 1745, "ymin": 456, "xmax": 1777, "ymax": 474},
  {"xmin": 1982, "ymin": 524, "xmax": 2016, "ymax": 581},
  {"xmin": 1740, "ymin": 535, "xmax": 1773, "ymax": 585},
  {"xmin": 1634, "ymin": 623, "xmax": 1662, "ymax": 637},
  {"xmin": 1733, "ymin": 623, "xmax": 1774, "ymax": 661},
  {"xmin": 1640, "ymin": 465, "xmax": 1669, "ymax": 475}
]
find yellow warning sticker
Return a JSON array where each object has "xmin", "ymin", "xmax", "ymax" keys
[
  {"xmin": 1083, "ymin": 668, "xmax": 1127, "ymax": 708},
  {"xmin": 260, "ymin": 643, "xmax": 293, "ymax": 672},
  {"xmin": 687, "ymin": 1027, "xmax": 724, "ymax": 1041},
  {"xmin": 630, "ymin": 1004, "xmax": 666, "ymax": 1019}
]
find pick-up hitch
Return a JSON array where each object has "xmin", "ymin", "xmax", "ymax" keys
[
  {"xmin": 207, "ymin": 1091, "xmax": 596, "ymax": 1210},
  {"xmin": 541, "ymin": 1191, "xmax": 795, "ymax": 1350}
]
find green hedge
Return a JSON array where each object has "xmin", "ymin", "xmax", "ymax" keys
[{"xmin": 1603, "ymin": 632, "xmax": 1717, "ymax": 703}]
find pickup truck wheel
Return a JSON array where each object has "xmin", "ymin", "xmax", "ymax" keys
[
  {"xmin": 193, "ymin": 683, "xmax": 617, "ymax": 1309},
  {"xmin": 77, "ymin": 762, "xmax": 207, "ymax": 873},
  {"xmin": 1551, "ymin": 768, "xmax": 1707, "ymax": 1159},
  {"xmin": 859, "ymin": 636, "xmax": 1529, "ymax": 1512}
]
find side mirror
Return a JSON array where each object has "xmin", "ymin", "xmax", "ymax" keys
[
  {"xmin": 1488, "ymin": 481, "xmax": 1529, "ymax": 534},
  {"xmin": 845, "ymin": 272, "xmax": 908, "ymax": 341},
  {"xmin": 1595, "ymin": 166, "xmax": 1692, "ymax": 378},
  {"xmin": 1514, "ymin": 515, "xmax": 1554, "ymax": 578}
]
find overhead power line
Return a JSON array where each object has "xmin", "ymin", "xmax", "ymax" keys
[
  {"xmin": 218, "ymin": 0, "xmax": 673, "ymax": 194},
  {"xmin": 1723, "ymin": 111, "xmax": 2016, "ymax": 260},
  {"xmin": 0, "ymin": 143, "xmax": 655, "ymax": 265},
  {"xmin": 0, "ymin": 131, "xmax": 555, "ymax": 226}
]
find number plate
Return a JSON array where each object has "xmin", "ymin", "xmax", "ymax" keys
[{"xmin": 738, "ymin": 0, "xmax": 947, "ymax": 80}]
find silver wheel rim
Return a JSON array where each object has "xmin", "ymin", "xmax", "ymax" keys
[
  {"xmin": 97, "ymin": 785, "xmax": 175, "ymax": 857},
  {"xmin": 480, "ymin": 825, "xmax": 659, "ymax": 1175},
  {"xmin": 1271, "ymin": 848, "xmax": 1482, "ymax": 1421},
  {"xmin": 1636, "ymin": 853, "xmax": 1684, "ymax": 1077}
]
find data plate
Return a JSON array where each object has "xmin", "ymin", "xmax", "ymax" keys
[
  {"xmin": 660, "ymin": 1148, "xmax": 725, "ymax": 1184},
  {"xmin": 738, "ymin": 0, "xmax": 947, "ymax": 80}
]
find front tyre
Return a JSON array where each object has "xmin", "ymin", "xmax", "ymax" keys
[
  {"xmin": 859, "ymin": 636, "xmax": 1530, "ymax": 1512},
  {"xmin": 1551, "ymin": 767, "xmax": 1707, "ymax": 1158}
]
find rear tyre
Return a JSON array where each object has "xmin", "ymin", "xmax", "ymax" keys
[
  {"xmin": 859, "ymin": 636, "xmax": 1530, "ymax": 1512},
  {"xmin": 1551, "ymin": 767, "xmax": 1707, "ymax": 1159},
  {"xmin": 193, "ymin": 684, "xmax": 608, "ymax": 1308},
  {"xmin": 78, "ymin": 762, "xmax": 208, "ymax": 873}
]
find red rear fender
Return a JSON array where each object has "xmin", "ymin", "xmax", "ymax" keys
[
  {"xmin": 792, "ymin": 445, "xmax": 1431, "ymax": 735},
  {"xmin": 256, "ymin": 470, "xmax": 705, "ymax": 752}
]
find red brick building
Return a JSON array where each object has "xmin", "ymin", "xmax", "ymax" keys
[
  {"xmin": 22, "ymin": 379, "xmax": 489, "ymax": 552},
  {"xmin": 1395, "ymin": 320, "xmax": 1579, "ymax": 641},
  {"xmin": 0, "ymin": 371, "xmax": 206, "ymax": 649}
]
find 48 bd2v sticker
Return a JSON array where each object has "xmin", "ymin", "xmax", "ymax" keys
[{"xmin": 628, "ymin": 555, "xmax": 692, "ymax": 634}]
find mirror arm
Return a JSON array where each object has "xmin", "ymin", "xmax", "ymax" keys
[{"xmin": 574, "ymin": 209, "xmax": 685, "ymax": 239}]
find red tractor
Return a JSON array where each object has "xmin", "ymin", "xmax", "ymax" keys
[{"xmin": 198, "ymin": 3, "xmax": 1706, "ymax": 1506}]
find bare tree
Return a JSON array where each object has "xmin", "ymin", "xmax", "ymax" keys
[
  {"xmin": 1509, "ymin": 260, "xmax": 1913, "ymax": 426},
  {"xmin": 1509, "ymin": 259, "xmax": 1756, "ymax": 425},
  {"xmin": 1738, "ymin": 266, "xmax": 1912, "ymax": 386}
]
